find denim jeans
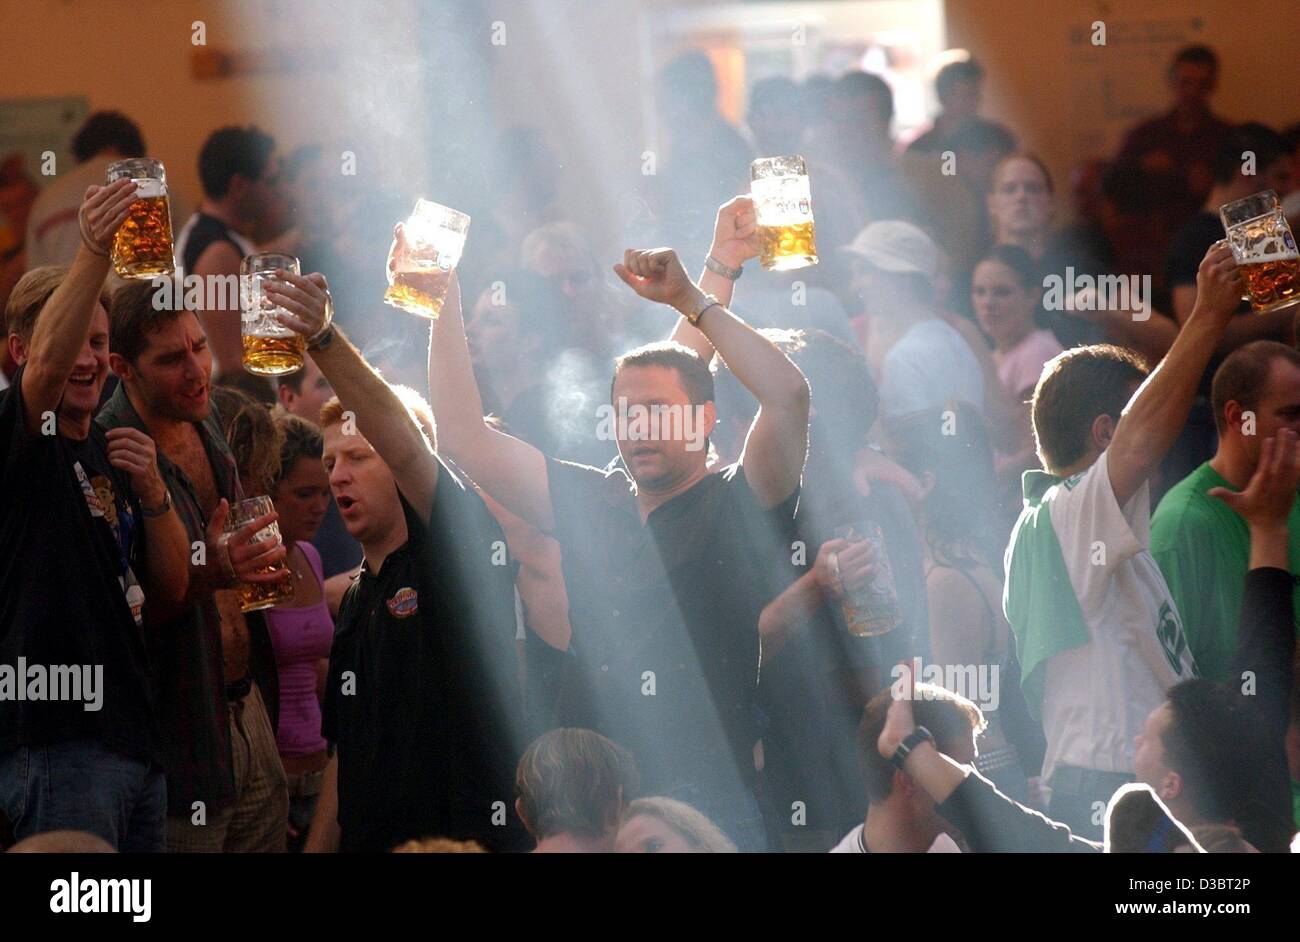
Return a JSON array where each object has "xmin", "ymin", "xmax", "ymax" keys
[{"xmin": 0, "ymin": 739, "xmax": 165, "ymax": 852}]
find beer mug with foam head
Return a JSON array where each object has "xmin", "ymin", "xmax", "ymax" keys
[
  {"xmin": 225, "ymin": 496, "xmax": 294, "ymax": 612},
  {"xmin": 240, "ymin": 253, "xmax": 305, "ymax": 376},
  {"xmin": 106, "ymin": 158, "xmax": 175, "ymax": 279},
  {"xmin": 750, "ymin": 155, "xmax": 819, "ymax": 271},
  {"xmin": 384, "ymin": 199, "xmax": 470, "ymax": 318},
  {"xmin": 1220, "ymin": 190, "xmax": 1300, "ymax": 314}
]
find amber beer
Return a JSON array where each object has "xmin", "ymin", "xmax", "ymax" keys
[
  {"xmin": 225, "ymin": 496, "xmax": 293, "ymax": 613},
  {"xmin": 240, "ymin": 253, "xmax": 304, "ymax": 375},
  {"xmin": 1240, "ymin": 255, "xmax": 1300, "ymax": 311},
  {"xmin": 834, "ymin": 522, "xmax": 901, "ymax": 637},
  {"xmin": 385, "ymin": 199, "xmax": 470, "ymax": 318},
  {"xmin": 107, "ymin": 160, "xmax": 174, "ymax": 279},
  {"xmin": 751, "ymin": 155, "xmax": 819, "ymax": 271},
  {"xmin": 1220, "ymin": 190, "xmax": 1300, "ymax": 314}
]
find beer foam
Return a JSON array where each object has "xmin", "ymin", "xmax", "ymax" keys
[
  {"xmin": 1243, "ymin": 251, "xmax": 1300, "ymax": 263},
  {"xmin": 132, "ymin": 178, "xmax": 166, "ymax": 199}
]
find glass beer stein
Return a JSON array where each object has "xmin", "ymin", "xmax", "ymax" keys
[
  {"xmin": 384, "ymin": 198, "xmax": 470, "ymax": 318},
  {"xmin": 240, "ymin": 253, "xmax": 305, "ymax": 376},
  {"xmin": 834, "ymin": 521, "xmax": 901, "ymax": 638},
  {"xmin": 106, "ymin": 158, "xmax": 175, "ymax": 279},
  {"xmin": 225, "ymin": 496, "xmax": 294, "ymax": 613},
  {"xmin": 750, "ymin": 155, "xmax": 818, "ymax": 271},
  {"xmin": 1219, "ymin": 190, "xmax": 1300, "ymax": 314}
]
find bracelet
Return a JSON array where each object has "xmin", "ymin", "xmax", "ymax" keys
[
  {"xmin": 139, "ymin": 489, "xmax": 172, "ymax": 519},
  {"xmin": 307, "ymin": 294, "xmax": 336, "ymax": 350},
  {"xmin": 889, "ymin": 726, "xmax": 934, "ymax": 770},
  {"xmin": 704, "ymin": 254, "xmax": 742, "ymax": 281},
  {"xmin": 78, "ymin": 207, "xmax": 110, "ymax": 258},
  {"xmin": 682, "ymin": 292, "xmax": 721, "ymax": 327}
]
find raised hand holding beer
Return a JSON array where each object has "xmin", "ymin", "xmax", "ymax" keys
[
  {"xmin": 265, "ymin": 269, "xmax": 334, "ymax": 342},
  {"xmin": 78, "ymin": 179, "xmax": 140, "ymax": 258},
  {"xmin": 1193, "ymin": 241, "xmax": 1244, "ymax": 324},
  {"xmin": 710, "ymin": 196, "xmax": 760, "ymax": 269}
]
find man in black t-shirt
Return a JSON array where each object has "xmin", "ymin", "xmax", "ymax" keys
[
  {"xmin": 426, "ymin": 211, "xmax": 810, "ymax": 850},
  {"xmin": 268, "ymin": 271, "xmax": 525, "ymax": 854},
  {"xmin": 0, "ymin": 182, "xmax": 191, "ymax": 850}
]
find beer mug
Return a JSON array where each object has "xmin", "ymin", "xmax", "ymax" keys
[
  {"xmin": 106, "ymin": 158, "xmax": 175, "ymax": 279},
  {"xmin": 1219, "ymin": 190, "xmax": 1300, "ymax": 314},
  {"xmin": 240, "ymin": 253, "xmax": 305, "ymax": 376},
  {"xmin": 225, "ymin": 496, "xmax": 294, "ymax": 612},
  {"xmin": 384, "ymin": 198, "xmax": 470, "ymax": 318},
  {"xmin": 833, "ymin": 522, "xmax": 901, "ymax": 638},
  {"xmin": 750, "ymin": 155, "xmax": 819, "ymax": 271}
]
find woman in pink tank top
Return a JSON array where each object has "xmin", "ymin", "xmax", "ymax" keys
[{"xmin": 266, "ymin": 412, "xmax": 335, "ymax": 851}]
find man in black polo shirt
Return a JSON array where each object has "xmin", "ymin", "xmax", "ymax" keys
[
  {"xmin": 0, "ymin": 181, "xmax": 191, "ymax": 850},
  {"xmin": 267, "ymin": 270, "xmax": 525, "ymax": 853},
  {"xmin": 427, "ymin": 217, "xmax": 810, "ymax": 850}
]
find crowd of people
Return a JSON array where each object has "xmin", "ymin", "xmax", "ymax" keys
[{"xmin": 2, "ymin": 41, "xmax": 1300, "ymax": 855}]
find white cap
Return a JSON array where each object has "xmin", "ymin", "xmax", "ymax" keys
[{"xmin": 840, "ymin": 220, "xmax": 939, "ymax": 279}]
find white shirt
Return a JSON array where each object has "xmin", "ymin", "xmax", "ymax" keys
[
  {"xmin": 1038, "ymin": 450, "xmax": 1197, "ymax": 784},
  {"xmin": 24, "ymin": 156, "xmax": 117, "ymax": 271},
  {"xmin": 878, "ymin": 318, "xmax": 985, "ymax": 419},
  {"xmin": 829, "ymin": 823, "xmax": 962, "ymax": 853}
]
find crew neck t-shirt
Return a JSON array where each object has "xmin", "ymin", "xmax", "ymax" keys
[
  {"xmin": 878, "ymin": 318, "xmax": 985, "ymax": 419},
  {"xmin": 0, "ymin": 367, "xmax": 157, "ymax": 761},
  {"xmin": 1151, "ymin": 461, "xmax": 1300, "ymax": 683}
]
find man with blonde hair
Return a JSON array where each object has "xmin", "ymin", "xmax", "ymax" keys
[{"xmin": 266, "ymin": 269, "xmax": 525, "ymax": 853}]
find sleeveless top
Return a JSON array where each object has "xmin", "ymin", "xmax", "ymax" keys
[
  {"xmin": 264, "ymin": 542, "xmax": 333, "ymax": 758},
  {"xmin": 174, "ymin": 211, "xmax": 256, "ymax": 276}
]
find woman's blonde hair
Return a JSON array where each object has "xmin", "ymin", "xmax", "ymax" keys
[{"xmin": 622, "ymin": 797, "xmax": 737, "ymax": 853}]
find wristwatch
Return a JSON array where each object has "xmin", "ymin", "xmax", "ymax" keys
[
  {"xmin": 704, "ymin": 254, "xmax": 742, "ymax": 281},
  {"xmin": 308, "ymin": 322, "xmax": 337, "ymax": 352},
  {"xmin": 683, "ymin": 292, "xmax": 721, "ymax": 327},
  {"xmin": 139, "ymin": 489, "xmax": 172, "ymax": 518},
  {"xmin": 889, "ymin": 726, "xmax": 934, "ymax": 770}
]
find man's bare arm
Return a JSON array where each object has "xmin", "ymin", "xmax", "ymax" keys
[
  {"xmin": 267, "ymin": 271, "xmax": 439, "ymax": 521},
  {"xmin": 670, "ymin": 196, "xmax": 758, "ymax": 362}
]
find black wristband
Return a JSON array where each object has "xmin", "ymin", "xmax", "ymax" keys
[{"xmin": 889, "ymin": 726, "xmax": 934, "ymax": 770}]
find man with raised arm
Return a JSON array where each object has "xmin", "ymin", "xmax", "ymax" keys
[
  {"xmin": 262, "ymin": 270, "xmax": 525, "ymax": 854},
  {"xmin": 426, "ymin": 215, "xmax": 810, "ymax": 851},
  {"xmin": 0, "ymin": 181, "xmax": 191, "ymax": 850},
  {"xmin": 1003, "ymin": 242, "xmax": 1242, "ymax": 840}
]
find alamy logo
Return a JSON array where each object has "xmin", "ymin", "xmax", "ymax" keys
[
  {"xmin": 890, "ymin": 657, "xmax": 1000, "ymax": 712},
  {"xmin": 594, "ymin": 397, "xmax": 709, "ymax": 452},
  {"xmin": 1042, "ymin": 267, "xmax": 1151, "ymax": 320},
  {"xmin": 0, "ymin": 659, "xmax": 102, "ymax": 711},
  {"xmin": 50, "ymin": 872, "xmax": 151, "ymax": 922}
]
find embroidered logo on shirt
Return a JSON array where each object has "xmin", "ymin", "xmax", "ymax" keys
[{"xmin": 386, "ymin": 587, "xmax": 418, "ymax": 619}]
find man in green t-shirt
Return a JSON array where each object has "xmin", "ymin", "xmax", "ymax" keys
[{"xmin": 1151, "ymin": 340, "xmax": 1300, "ymax": 683}]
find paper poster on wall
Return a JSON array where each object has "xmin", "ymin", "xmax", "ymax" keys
[
  {"xmin": 0, "ymin": 96, "xmax": 90, "ymax": 186},
  {"xmin": 1065, "ymin": 15, "xmax": 1211, "ymax": 159}
]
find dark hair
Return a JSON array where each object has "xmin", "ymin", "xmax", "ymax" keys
[
  {"xmin": 612, "ymin": 341, "xmax": 714, "ymax": 406},
  {"xmin": 975, "ymin": 243, "xmax": 1040, "ymax": 292},
  {"xmin": 1161, "ymin": 681, "xmax": 1252, "ymax": 827},
  {"xmin": 515, "ymin": 728, "xmax": 639, "ymax": 841},
  {"xmin": 858, "ymin": 684, "xmax": 985, "ymax": 804},
  {"xmin": 1210, "ymin": 340, "xmax": 1300, "ymax": 435},
  {"xmin": 790, "ymin": 329, "xmax": 878, "ymax": 447},
  {"xmin": 935, "ymin": 58, "xmax": 984, "ymax": 103},
  {"xmin": 273, "ymin": 409, "xmax": 324, "ymax": 484},
  {"xmin": 72, "ymin": 111, "xmax": 145, "ymax": 163},
  {"xmin": 1105, "ymin": 784, "xmax": 1199, "ymax": 853},
  {"xmin": 658, "ymin": 50, "xmax": 718, "ymax": 117},
  {"xmin": 886, "ymin": 402, "xmax": 1003, "ymax": 569},
  {"xmin": 1170, "ymin": 44, "xmax": 1219, "ymax": 75},
  {"xmin": 1030, "ymin": 344, "xmax": 1148, "ymax": 475},
  {"xmin": 1210, "ymin": 123, "xmax": 1290, "ymax": 185},
  {"xmin": 108, "ymin": 279, "xmax": 190, "ymax": 365},
  {"xmin": 834, "ymin": 71, "xmax": 894, "ymax": 126},
  {"xmin": 215, "ymin": 369, "xmax": 276, "ymax": 406},
  {"xmin": 198, "ymin": 126, "xmax": 275, "ymax": 199}
]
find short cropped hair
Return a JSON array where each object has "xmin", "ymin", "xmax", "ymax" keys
[
  {"xmin": 1030, "ymin": 344, "xmax": 1148, "ymax": 475},
  {"xmin": 198, "ymin": 126, "xmax": 275, "ymax": 199},
  {"xmin": 611, "ymin": 341, "xmax": 714, "ymax": 406},
  {"xmin": 1210, "ymin": 340, "xmax": 1300, "ymax": 435},
  {"xmin": 935, "ymin": 58, "xmax": 984, "ymax": 103},
  {"xmin": 858, "ymin": 684, "xmax": 985, "ymax": 804},
  {"xmin": 5, "ymin": 266, "xmax": 110, "ymax": 343},
  {"xmin": 1170, "ymin": 44, "xmax": 1218, "ymax": 76},
  {"xmin": 318, "ymin": 384, "xmax": 434, "ymax": 448},
  {"xmin": 622, "ymin": 797, "xmax": 737, "ymax": 853},
  {"xmin": 834, "ymin": 70, "xmax": 894, "ymax": 126},
  {"xmin": 1161, "ymin": 681, "xmax": 1252, "ymax": 827},
  {"xmin": 515, "ymin": 728, "xmax": 639, "ymax": 841},
  {"xmin": 72, "ymin": 111, "xmax": 145, "ymax": 163},
  {"xmin": 108, "ymin": 279, "xmax": 189, "ymax": 365}
]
